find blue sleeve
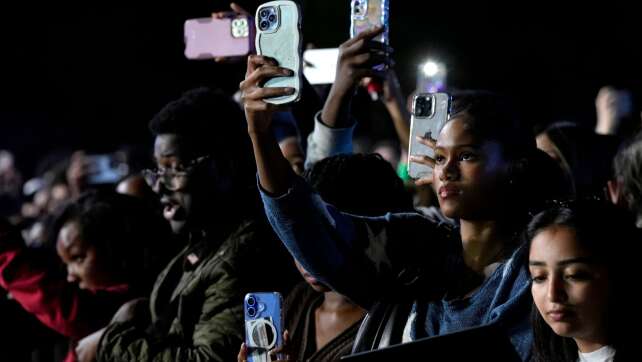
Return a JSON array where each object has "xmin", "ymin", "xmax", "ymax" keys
[{"xmin": 260, "ymin": 177, "xmax": 461, "ymax": 308}]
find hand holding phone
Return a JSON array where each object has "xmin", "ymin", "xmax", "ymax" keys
[
  {"xmin": 350, "ymin": 0, "xmax": 389, "ymax": 73},
  {"xmin": 319, "ymin": 26, "xmax": 389, "ymax": 127},
  {"xmin": 255, "ymin": 0, "xmax": 303, "ymax": 105},
  {"xmin": 244, "ymin": 292, "xmax": 284, "ymax": 362},
  {"xmin": 408, "ymin": 93, "xmax": 451, "ymax": 180}
]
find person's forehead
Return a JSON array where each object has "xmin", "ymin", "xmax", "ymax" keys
[
  {"xmin": 153, "ymin": 134, "xmax": 194, "ymax": 160},
  {"xmin": 437, "ymin": 118, "xmax": 482, "ymax": 147},
  {"xmin": 530, "ymin": 226, "xmax": 585, "ymax": 260},
  {"xmin": 57, "ymin": 221, "xmax": 83, "ymax": 250}
]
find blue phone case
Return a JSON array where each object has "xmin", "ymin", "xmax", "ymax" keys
[{"xmin": 244, "ymin": 292, "xmax": 284, "ymax": 362}]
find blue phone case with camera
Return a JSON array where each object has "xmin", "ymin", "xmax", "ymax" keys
[{"xmin": 244, "ymin": 292, "xmax": 284, "ymax": 362}]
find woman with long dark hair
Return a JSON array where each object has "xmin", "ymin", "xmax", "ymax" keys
[{"xmin": 527, "ymin": 200, "xmax": 636, "ymax": 362}]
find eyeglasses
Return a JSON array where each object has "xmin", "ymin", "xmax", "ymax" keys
[{"xmin": 142, "ymin": 156, "xmax": 210, "ymax": 191}]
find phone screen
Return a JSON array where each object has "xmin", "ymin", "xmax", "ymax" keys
[{"xmin": 303, "ymin": 48, "xmax": 339, "ymax": 85}]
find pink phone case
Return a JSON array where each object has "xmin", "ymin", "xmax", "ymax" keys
[{"xmin": 184, "ymin": 17, "xmax": 253, "ymax": 59}]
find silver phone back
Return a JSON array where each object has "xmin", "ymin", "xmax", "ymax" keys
[
  {"xmin": 408, "ymin": 93, "xmax": 451, "ymax": 179},
  {"xmin": 255, "ymin": 0, "xmax": 302, "ymax": 105}
]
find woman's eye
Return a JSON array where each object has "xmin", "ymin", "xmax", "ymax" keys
[
  {"xmin": 459, "ymin": 152, "xmax": 477, "ymax": 161},
  {"xmin": 564, "ymin": 272, "xmax": 591, "ymax": 281},
  {"xmin": 531, "ymin": 275, "xmax": 546, "ymax": 283},
  {"xmin": 434, "ymin": 155, "xmax": 446, "ymax": 164}
]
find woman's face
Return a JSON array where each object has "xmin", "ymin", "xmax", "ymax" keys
[
  {"xmin": 432, "ymin": 117, "xmax": 511, "ymax": 219},
  {"xmin": 56, "ymin": 221, "xmax": 115, "ymax": 291},
  {"xmin": 294, "ymin": 260, "xmax": 330, "ymax": 293},
  {"xmin": 529, "ymin": 225, "xmax": 610, "ymax": 344}
]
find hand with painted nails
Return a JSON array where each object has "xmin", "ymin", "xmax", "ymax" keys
[
  {"xmin": 409, "ymin": 134, "xmax": 437, "ymax": 186},
  {"xmin": 240, "ymin": 55, "xmax": 296, "ymax": 134}
]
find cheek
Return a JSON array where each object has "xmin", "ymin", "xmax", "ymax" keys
[
  {"xmin": 572, "ymin": 283, "xmax": 610, "ymax": 315},
  {"xmin": 531, "ymin": 284, "xmax": 547, "ymax": 312}
]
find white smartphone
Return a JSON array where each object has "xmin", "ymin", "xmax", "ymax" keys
[
  {"xmin": 303, "ymin": 48, "xmax": 339, "ymax": 85},
  {"xmin": 408, "ymin": 93, "xmax": 452, "ymax": 179},
  {"xmin": 255, "ymin": 0, "xmax": 303, "ymax": 104}
]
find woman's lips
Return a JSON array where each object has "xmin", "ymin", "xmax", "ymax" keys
[
  {"xmin": 547, "ymin": 308, "xmax": 573, "ymax": 322},
  {"xmin": 438, "ymin": 185, "xmax": 462, "ymax": 199}
]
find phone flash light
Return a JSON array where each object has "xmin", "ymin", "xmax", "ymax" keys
[{"xmin": 422, "ymin": 61, "xmax": 440, "ymax": 77}]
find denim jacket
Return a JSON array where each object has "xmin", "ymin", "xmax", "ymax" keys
[{"xmin": 260, "ymin": 177, "xmax": 533, "ymax": 361}]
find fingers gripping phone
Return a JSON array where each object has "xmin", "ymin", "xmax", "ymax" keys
[
  {"xmin": 245, "ymin": 292, "xmax": 284, "ymax": 362},
  {"xmin": 408, "ymin": 93, "xmax": 452, "ymax": 179},
  {"xmin": 184, "ymin": 16, "xmax": 253, "ymax": 59},
  {"xmin": 255, "ymin": 0, "xmax": 303, "ymax": 105}
]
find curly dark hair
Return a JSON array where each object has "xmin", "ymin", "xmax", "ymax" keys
[
  {"xmin": 53, "ymin": 191, "xmax": 174, "ymax": 290},
  {"xmin": 149, "ymin": 87, "xmax": 255, "ymax": 192},
  {"xmin": 303, "ymin": 153, "xmax": 414, "ymax": 216}
]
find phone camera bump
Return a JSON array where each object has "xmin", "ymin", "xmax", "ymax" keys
[
  {"xmin": 247, "ymin": 306, "xmax": 257, "ymax": 317},
  {"xmin": 415, "ymin": 96, "xmax": 434, "ymax": 117}
]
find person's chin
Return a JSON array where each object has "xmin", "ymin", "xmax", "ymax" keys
[{"xmin": 439, "ymin": 201, "xmax": 462, "ymax": 219}]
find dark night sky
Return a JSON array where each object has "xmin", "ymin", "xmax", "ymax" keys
[{"xmin": 1, "ymin": 1, "xmax": 640, "ymax": 176}]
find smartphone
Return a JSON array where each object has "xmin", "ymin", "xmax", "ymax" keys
[
  {"xmin": 85, "ymin": 154, "xmax": 129, "ymax": 184},
  {"xmin": 255, "ymin": 0, "xmax": 303, "ymax": 105},
  {"xmin": 303, "ymin": 48, "xmax": 339, "ymax": 85},
  {"xmin": 244, "ymin": 292, "xmax": 284, "ymax": 362},
  {"xmin": 184, "ymin": 16, "xmax": 253, "ymax": 59},
  {"xmin": 350, "ymin": 0, "xmax": 389, "ymax": 70},
  {"xmin": 408, "ymin": 93, "xmax": 452, "ymax": 179}
]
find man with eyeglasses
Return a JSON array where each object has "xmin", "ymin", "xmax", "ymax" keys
[{"xmin": 80, "ymin": 87, "xmax": 296, "ymax": 362}]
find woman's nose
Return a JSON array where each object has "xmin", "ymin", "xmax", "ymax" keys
[
  {"xmin": 438, "ymin": 158, "xmax": 459, "ymax": 181},
  {"xmin": 547, "ymin": 276, "xmax": 568, "ymax": 303}
]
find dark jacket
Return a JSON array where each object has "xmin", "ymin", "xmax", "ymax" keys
[{"xmin": 97, "ymin": 218, "xmax": 296, "ymax": 362}]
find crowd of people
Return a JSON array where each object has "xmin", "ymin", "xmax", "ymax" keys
[{"xmin": 1, "ymin": 2, "xmax": 641, "ymax": 362}]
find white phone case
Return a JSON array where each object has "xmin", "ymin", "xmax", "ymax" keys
[
  {"xmin": 408, "ymin": 93, "xmax": 452, "ymax": 179},
  {"xmin": 255, "ymin": 0, "xmax": 303, "ymax": 105}
]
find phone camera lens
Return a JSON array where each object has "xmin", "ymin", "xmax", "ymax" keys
[
  {"xmin": 268, "ymin": 14, "xmax": 276, "ymax": 23},
  {"xmin": 247, "ymin": 296, "xmax": 256, "ymax": 306},
  {"xmin": 247, "ymin": 306, "xmax": 256, "ymax": 317},
  {"xmin": 259, "ymin": 21, "xmax": 269, "ymax": 30},
  {"xmin": 260, "ymin": 9, "xmax": 269, "ymax": 18}
]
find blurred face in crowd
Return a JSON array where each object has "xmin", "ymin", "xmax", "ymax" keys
[
  {"xmin": 152, "ymin": 134, "xmax": 216, "ymax": 234},
  {"xmin": 529, "ymin": 226, "xmax": 610, "ymax": 347},
  {"xmin": 56, "ymin": 221, "xmax": 114, "ymax": 291},
  {"xmin": 432, "ymin": 117, "xmax": 511, "ymax": 220},
  {"xmin": 294, "ymin": 260, "xmax": 330, "ymax": 293}
]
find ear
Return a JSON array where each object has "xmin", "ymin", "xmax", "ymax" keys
[{"xmin": 607, "ymin": 179, "xmax": 623, "ymax": 206}]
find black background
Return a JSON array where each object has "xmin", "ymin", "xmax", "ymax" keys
[{"xmin": 1, "ymin": 0, "xmax": 640, "ymax": 176}]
